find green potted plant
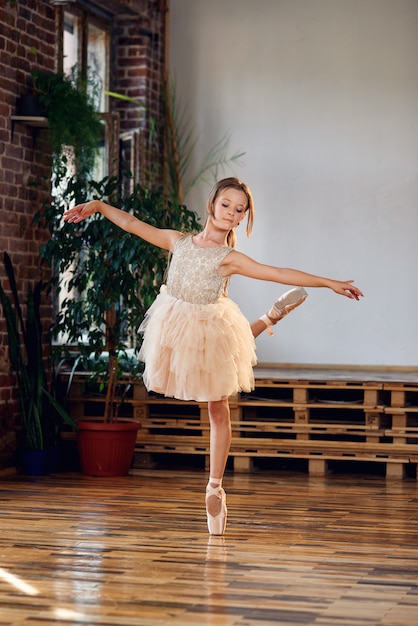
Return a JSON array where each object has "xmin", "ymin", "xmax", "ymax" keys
[
  {"xmin": 0, "ymin": 252, "xmax": 77, "ymax": 475},
  {"xmin": 36, "ymin": 169, "xmax": 201, "ymax": 476},
  {"xmin": 23, "ymin": 67, "xmax": 103, "ymax": 175}
]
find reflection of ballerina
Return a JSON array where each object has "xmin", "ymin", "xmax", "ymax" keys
[
  {"xmin": 64, "ymin": 177, "xmax": 363, "ymax": 536},
  {"xmin": 204, "ymin": 536, "xmax": 228, "ymax": 623},
  {"xmin": 206, "ymin": 536, "xmax": 227, "ymax": 562},
  {"xmin": 203, "ymin": 535, "xmax": 231, "ymax": 626}
]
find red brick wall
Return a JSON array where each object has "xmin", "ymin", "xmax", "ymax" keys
[
  {"xmin": 0, "ymin": 0, "xmax": 167, "ymax": 469},
  {"xmin": 0, "ymin": 0, "xmax": 56, "ymax": 467}
]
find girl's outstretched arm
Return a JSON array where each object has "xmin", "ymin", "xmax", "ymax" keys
[
  {"xmin": 63, "ymin": 199, "xmax": 181, "ymax": 251},
  {"xmin": 221, "ymin": 250, "xmax": 364, "ymax": 300}
]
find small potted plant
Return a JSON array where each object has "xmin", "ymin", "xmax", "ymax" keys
[{"xmin": 16, "ymin": 67, "xmax": 103, "ymax": 175}]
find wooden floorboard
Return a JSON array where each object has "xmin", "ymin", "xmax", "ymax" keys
[{"xmin": 0, "ymin": 468, "xmax": 417, "ymax": 625}]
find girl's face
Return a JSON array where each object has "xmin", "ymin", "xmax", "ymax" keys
[{"xmin": 212, "ymin": 188, "xmax": 248, "ymax": 230}]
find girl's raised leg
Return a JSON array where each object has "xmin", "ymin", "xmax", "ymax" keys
[{"xmin": 251, "ymin": 286, "xmax": 308, "ymax": 338}]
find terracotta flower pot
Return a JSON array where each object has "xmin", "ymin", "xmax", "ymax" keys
[{"xmin": 76, "ymin": 419, "xmax": 141, "ymax": 477}]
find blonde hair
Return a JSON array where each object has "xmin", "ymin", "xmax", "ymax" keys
[{"xmin": 205, "ymin": 177, "xmax": 254, "ymax": 247}]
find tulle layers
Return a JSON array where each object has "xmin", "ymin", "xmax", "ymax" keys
[{"xmin": 138, "ymin": 290, "xmax": 257, "ymax": 401}]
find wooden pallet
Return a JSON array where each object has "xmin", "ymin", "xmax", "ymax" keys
[{"xmin": 62, "ymin": 366, "xmax": 418, "ymax": 479}]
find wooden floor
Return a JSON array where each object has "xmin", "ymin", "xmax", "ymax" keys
[{"xmin": 1, "ymin": 468, "xmax": 418, "ymax": 626}]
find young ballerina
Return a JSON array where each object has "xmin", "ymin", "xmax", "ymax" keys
[{"xmin": 63, "ymin": 177, "xmax": 363, "ymax": 535}]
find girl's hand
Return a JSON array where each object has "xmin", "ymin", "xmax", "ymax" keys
[
  {"xmin": 331, "ymin": 280, "xmax": 364, "ymax": 300},
  {"xmin": 63, "ymin": 200, "xmax": 99, "ymax": 223}
]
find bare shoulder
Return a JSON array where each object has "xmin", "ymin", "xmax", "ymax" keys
[
  {"xmin": 145, "ymin": 228, "xmax": 183, "ymax": 252},
  {"xmin": 166, "ymin": 229, "xmax": 183, "ymax": 251},
  {"xmin": 219, "ymin": 249, "xmax": 258, "ymax": 276},
  {"xmin": 220, "ymin": 249, "xmax": 281, "ymax": 281}
]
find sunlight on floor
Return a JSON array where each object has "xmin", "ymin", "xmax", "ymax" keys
[
  {"xmin": 53, "ymin": 608, "xmax": 89, "ymax": 620},
  {"xmin": 0, "ymin": 567, "xmax": 39, "ymax": 596}
]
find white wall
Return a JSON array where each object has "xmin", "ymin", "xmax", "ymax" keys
[{"xmin": 169, "ymin": 0, "xmax": 418, "ymax": 367}]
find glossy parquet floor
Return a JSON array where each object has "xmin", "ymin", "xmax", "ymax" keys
[{"xmin": 0, "ymin": 468, "xmax": 417, "ymax": 626}]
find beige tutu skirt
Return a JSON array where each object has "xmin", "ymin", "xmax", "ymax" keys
[{"xmin": 138, "ymin": 288, "xmax": 257, "ymax": 401}]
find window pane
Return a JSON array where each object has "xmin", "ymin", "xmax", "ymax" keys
[
  {"xmin": 88, "ymin": 22, "xmax": 108, "ymax": 113},
  {"xmin": 63, "ymin": 11, "xmax": 79, "ymax": 75}
]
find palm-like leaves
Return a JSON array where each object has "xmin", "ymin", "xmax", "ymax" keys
[
  {"xmin": 164, "ymin": 79, "xmax": 246, "ymax": 204},
  {"xmin": 0, "ymin": 252, "xmax": 77, "ymax": 450}
]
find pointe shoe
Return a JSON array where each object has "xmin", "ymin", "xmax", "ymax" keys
[
  {"xmin": 260, "ymin": 287, "xmax": 308, "ymax": 335},
  {"xmin": 206, "ymin": 479, "xmax": 227, "ymax": 536},
  {"xmin": 267, "ymin": 287, "xmax": 308, "ymax": 323}
]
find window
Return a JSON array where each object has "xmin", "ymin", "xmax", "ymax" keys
[
  {"xmin": 53, "ymin": 7, "xmax": 116, "ymax": 346},
  {"xmin": 62, "ymin": 8, "xmax": 115, "ymax": 179},
  {"xmin": 63, "ymin": 9, "xmax": 109, "ymax": 113}
]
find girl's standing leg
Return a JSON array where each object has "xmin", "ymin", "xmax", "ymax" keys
[{"xmin": 206, "ymin": 397, "xmax": 230, "ymax": 535}]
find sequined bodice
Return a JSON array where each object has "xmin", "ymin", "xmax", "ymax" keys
[{"xmin": 166, "ymin": 235, "xmax": 232, "ymax": 304}]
